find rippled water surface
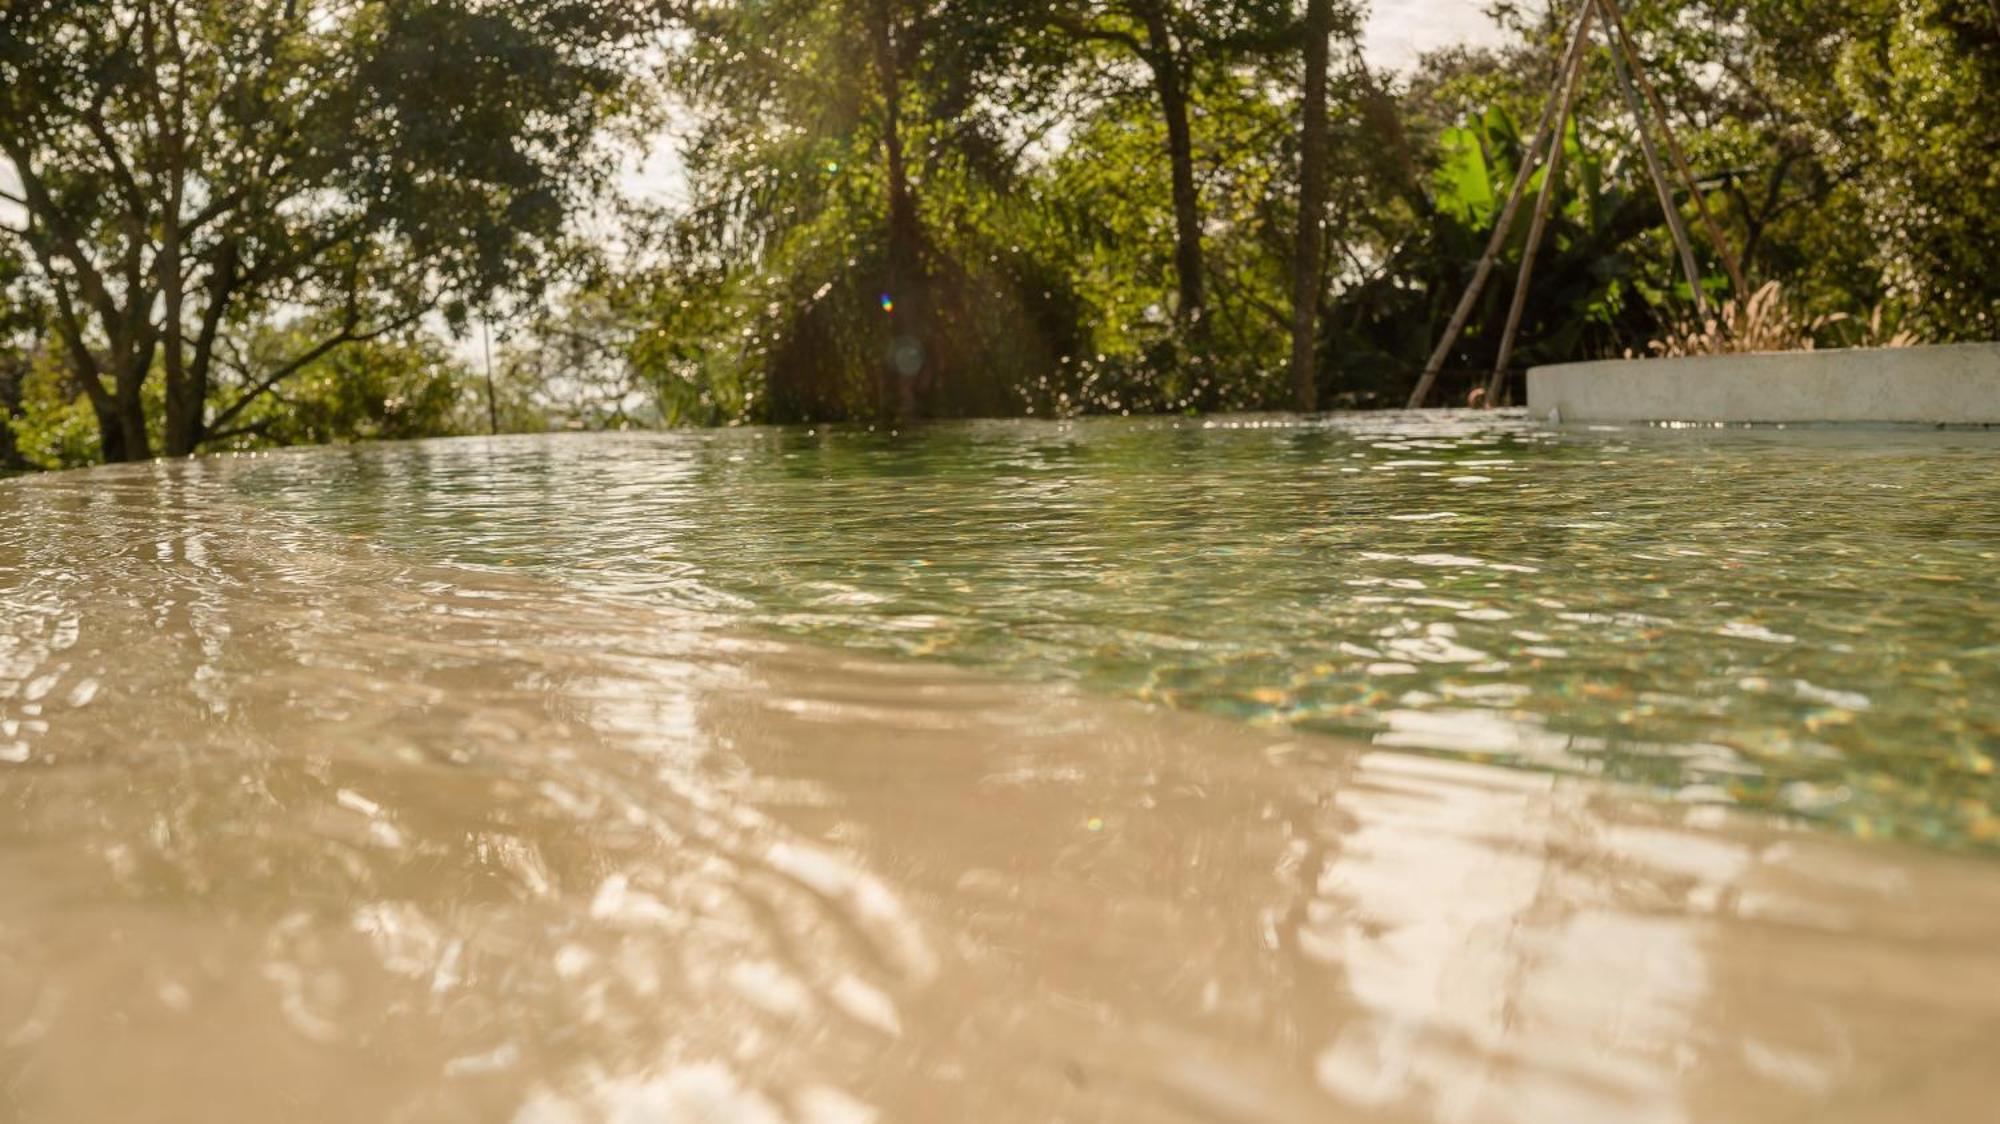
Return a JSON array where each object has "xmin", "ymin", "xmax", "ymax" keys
[
  {"xmin": 237, "ymin": 414, "xmax": 2000, "ymax": 845},
  {"xmin": 5, "ymin": 413, "xmax": 2000, "ymax": 1123}
]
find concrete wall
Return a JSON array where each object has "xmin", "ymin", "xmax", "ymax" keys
[{"xmin": 1526, "ymin": 342, "xmax": 2000, "ymax": 425}]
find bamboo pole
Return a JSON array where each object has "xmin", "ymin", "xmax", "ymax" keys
[
  {"xmin": 1598, "ymin": 0, "xmax": 1708, "ymax": 318},
  {"xmin": 1404, "ymin": 0, "xmax": 1596, "ymax": 409},
  {"xmin": 1596, "ymin": 0, "xmax": 1747, "ymax": 298},
  {"xmin": 1482, "ymin": 35, "xmax": 1593, "ymax": 407}
]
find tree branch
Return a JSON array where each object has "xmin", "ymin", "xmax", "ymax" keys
[
  {"xmin": 36, "ymin": 267, "xmax": 114, "ymax": 415},
  {"xmin": 187, "ymin": 238, "xmax": 242, "ymax": 388},
  {"xmin": 1042, "ymin": 11, "xmax": 1145, "ymax": 55},
  {"xmin": 0, "ymin": 132, "xmax": 129, "ymax": 338},
  {"xmin": 204, "ymin": 299, "xmax": 436, "ymax": 437},
  {"xmin": 81, "ymin": 101, "xmax": 150, "ymax": 222},
  {"xmin": 201, "ymin": 418, "xmax": 277, "ymax": 445}
]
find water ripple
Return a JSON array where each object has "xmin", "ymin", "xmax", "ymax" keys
[{"xmin": 206, "ymin": 415, "xmax": 2000, "ymax": 847}]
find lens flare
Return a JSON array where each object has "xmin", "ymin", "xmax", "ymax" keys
[{"xmin": 879, "ymin": 294, "xmax": 894, "ymax": 313}]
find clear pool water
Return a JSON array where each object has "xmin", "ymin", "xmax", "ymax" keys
[
  {"xmin": 233, "ymin": 413, "xmax": 2000, "ymax": 847},
  {"xmin": 9, "ymin": 413, "xmax": 2000, "ymax": 1122}
]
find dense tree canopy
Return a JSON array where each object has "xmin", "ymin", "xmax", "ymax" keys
[{"xmin": 2, "ymin": 0, "xmax": 1995, "ymax": 466}]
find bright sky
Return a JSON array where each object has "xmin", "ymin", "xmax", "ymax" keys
[{"xmin": 1364, "ymin": 0, "xmax": 1511, "ymax": 70}]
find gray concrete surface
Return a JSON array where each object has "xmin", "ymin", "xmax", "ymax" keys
[{"xmin": 1526, "ymin": 343, "xmax": 2000, "ymax": 424}]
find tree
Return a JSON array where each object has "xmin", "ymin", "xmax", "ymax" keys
[
  {"xmin": 1287, "ymin": 0, "xmax": 1334, "ymax": 410},
  {"xmin": 1709, "ymin": 0, "xmax": 2000, "ymax": 337},
  {"xmin": 0, "ymin": 0, "xmax": 646, "ymax": 462},
  {"xmin": 655, "ymin": 0, "xmax": 1092, "ymax": 421},
  {"xmin": 1502, "ymin": 0, "xmax": 1999, "ymax": 343},
  {"xmin": 1038, "ymin": 0, "xmax": 1294, "ymax": 340}
]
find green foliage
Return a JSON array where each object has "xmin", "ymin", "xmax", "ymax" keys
[
  {"xmin": 1824, "ymin": 0, "xmax": 2000, "ymax": 336},
  {"xmin": 5, "ymin": 348, "xmax": 102, "ymax": 471},
  {"xmin": 1433, "ymin": 115, "xmax": 1501, "ymax": 225},
  {"xmin": 1314, "ymin": 85, "xmax": 1671, "ymax": 404},
  {"xmin": 1616, "ymin": 0, "xmax": 1999, "ymax": 338},
  {"xmin": 2, "ymin": 319, "xmax": 471, "ymax": 468},
  {"xmin": 207, "ymin": 326, "xmax": 470, "ymax": 451}
]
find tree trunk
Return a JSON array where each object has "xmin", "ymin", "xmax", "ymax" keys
[
  {"xmin": 162, "ymin": 369, "xmax": 204, "ymax": 455},
  {"xmin": 114, "ymin": 363, "xmax": 151, "ymax": 461},
  {"xmin": 162, "ymin": 339, "xmax": 211, "ymax": 456},
  {"xmin": 1140, "ymin": 7, "xmax": 1205, "ymax": 337},
  {"xmin": 871, "ymin": 0, "xmax": 925, "ymax": 418},
  {"xmin": 97, "ymin": 323, "xmax": 157, "ymax": 462},
  {"xmin": 1288, "ymin": 0, "xmax": 1332, "ymax": 411},
  {"xmin": 160, "ymin": 198, "xmax": 206, "ymax": 457},
  {"xmin": 88, "ymin": 392, "xmax": 152, "ymax": 463}
]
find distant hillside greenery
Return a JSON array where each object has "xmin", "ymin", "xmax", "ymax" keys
[{"xmin": 4, "ymin": 0, "xmax": 1996, "ymax": 467}]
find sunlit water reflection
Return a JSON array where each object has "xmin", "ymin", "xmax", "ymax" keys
[{"xmin": 3, "ymin": 414, "xmax": 1998, "ymax": 1122}]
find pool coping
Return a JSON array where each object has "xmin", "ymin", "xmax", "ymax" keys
[{"xmin": 1525, "ymin": 341, "xmax": 2000, "ymax": 425}]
